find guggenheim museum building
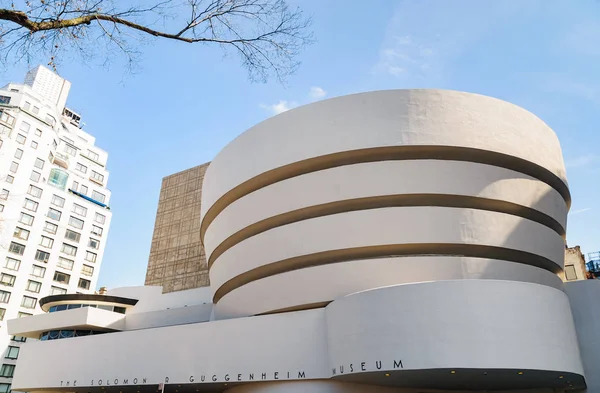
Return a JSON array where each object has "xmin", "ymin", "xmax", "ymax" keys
[{"xmin": 8, "ymin": 90, "xmax": 600, "ymax": 393}]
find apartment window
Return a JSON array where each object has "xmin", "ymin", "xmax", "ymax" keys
[
  {"xmin": 0, "ymin": 291, "xmax": 11, "ymax": 304},
  {"xmin": 34, "ymin": 158, "xmax": 44, "ymax": 169},
  {"xmin": 30, "ymin": 170, "xmax": 41, "ymax": 182},
  {"xmin": 48, "ymin": 168, "xmax": 68, "ymax": 190},
  {"xmin": 75, "ymin": 163, "xmax": 87, "ymax": 173},
  {"xmin": 61, "ymin": 243, "xmax": 77, "ymax": 256},
  {"xmin": 68, "ymin": 216, "xmax": 84, "ymax": 229},
  {"xmin": 32, "ymin": 106, "xmax": 39, "ymax": 114},
  {"xmin": 80, "ymin": 185, "xmax": 88, "ymax": 195},
  {"xmin": 51, "ymin": 194, "xmax": 65, "ymax": 208},
  {"xmin": 35, "ymin": 129, "xmax": 42, "ymax": 137},
  {"xmin": 53, "ymin": 271, "xmax": 70, "ymax": 284},
  {"xmin": 47, "ymin": 208, "xmax": 62, "ymax": 221},
  {"xmin": 13, "ymin": 227, "xmax": 30, "ymax": 240},
  {"xmin": 5, "ymin": 346, "xmax": 19, "ymax": 359},
  {"xmin": 28, "ymin": 184, "xmax": 43, "ymax": 198},
  {"xmin": 18, "ymin": 312, "xmax": 32, "ymax": 318},
  {"xmin": 34, "ymin": 250, "xmax": 50, "ymax": 263},
  {"xmin": 4, "ymin": 176, "xmax": 13, "ymax": 184},
  {"xmin": 0, "ymin": 364, "xmax": 14, "ymax": 378},
  {"xmin": 43, "ymin": 221, "xmax": 58, "ymax": 234},
  {"xmin": 40, "ymin": 236, "xmax": 54, "ymax": 248},
  {"xmin": 0, "ymin": 309, "xmax": 4, "ymax": 321},
  {"xmin": 21, "ymin": 296, "xmax": 37, "ymax": 309},
  {"xmin": 87, "ymin": 150, "xmax": 100, "ymax": 161},
  {"xmin": 85, "ymin": 251, "xmax": 97, "ymax": 263},
  {"xmin": 31, "ymin": 265, "xmax": 46, "ymax": 278},
  {"xmin": 57, "ymin": 257, "xmax": 74, "ymax": 271},
  {"xmin": 94, "ymin": 212, "xmax": 106, "ymax": 224},
  {"xmin": 19, "ymin": 212, "xmax": 34, "ymax": 226},
  {"xmin": 0, "ymin": 189, "xmax": 8, "ymax": 200},
  {"xmin": 0, "ymin": 384, "xmax": 10, "ymax": 393},
  {"xmin": 0, "ymin": 205, "xmax": 3, "ymax": 212},
  {"xmin": 91, "ymin": 225, "xmax": 103, "ymax": 236},
  {"xmin": 31, "ymin": 140, "xmax": 38, "ymax": 149},
  {"xmin": 91, "ymin": 171, "xmax": 104, "ymax": 183},
  {"xmin": 45, "ymin": 114, "xmax": 56, "ymax": 126},
  {"xmin": 92, "ymin": 191, "xmax": 106, "ymax": 204},
  {"xmin": 49, "ymin": 286, "xmax": 66, "ymax": 295},
  {"xmin": 8, "ymin": 161, "xmax": 18, "ymax": 173},
  {"xmin": 5, "ymin": 258, "xmax": 20, "ymax": 271},
  {"xmin": 23, "ymin": 198, "xmax": 39, "ymax": 212},
  {"xmin": 16, "ymin": 133, "xmax": 26, "ymax": 144},
  {"xmin": 23, "ymin": 102, "xmax": 31, "ymax": 111},
  {"xmin": 81, "ymin": 265, "xmax": 94, "ymax": 276},
  {"xmin": 8, "ymin": 242, "xmax": 25, "ymax": 255},
  {"xmin": 65, "ymin": 145, "xmax": 77, "ymax": 156},
  {"xmin": 0, "ymin": 274, "xmax": 15, "ymax": 287},
  {"xmin": 14, "ymin": 149, "xmax": 23, "ymax": 159},
  {"xmin": 65, "ymin": 229, "xmax": 81, "ymax": 242},
  {"xmin": 72, "ymin": 203, "xmax": 87, "ymax": 217},
  {"xmin": 72, "ymin": 180, "xmax": 79, "ymax": 191},
  {"xmin": 88, "ymin": 238, "xmax": 100, "ymax": 250},
  {"xmin": 52, "ymin": 139, "xmax": 57, "ymax": 149},
  {"xmin": 26, "ymin": 280, "xmax": 41, "ymax": 293},
  {"xmin": 565, "ymin": 265, "xmax": 577, "ymax": 281},
  {"xmin": 78, "ymin": 278, "xmax": 91, "ymax": 290},
  {"xmin": 19, "ymin": 121, "xmax": 30, "ymax": 133}
]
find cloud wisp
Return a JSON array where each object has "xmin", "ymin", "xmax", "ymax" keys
[
  {"xmin": 569, "ymin": 207, "xmax": 592, "ymax": 215},
  {"xmin": 259, "ymin": 100, "xmax": 296, "ymax": 115},
  {"xmin": 309, "ymin": 86, "xmax": 327, "ymax": 99},
  {"xmin": 261, "ymin": 86, "xmax": 327, "ymax": 116}
]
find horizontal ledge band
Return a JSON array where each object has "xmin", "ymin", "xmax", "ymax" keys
[
  {"xmin": 200, "ymin": 145, "xmax": 571, "ymax": 243},
  {"xmin": 255, "ymin": 301, "xmax": 332, "ymax": 316},
  {"xmin": 212, "ymin": 244, "xmax": 561, "ymax": 303},
  {"xmin": 207, "ymin": 194, "xmax": 566, "ymax": 269}
]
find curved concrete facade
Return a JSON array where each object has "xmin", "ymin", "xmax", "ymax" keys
[
  {"xmin": 201, "ymin": 89, "xmax": 570, "ymax": 318},
  {"xmin": 9, "ymin": 89, "xmax": 594, "ymax": 393}
]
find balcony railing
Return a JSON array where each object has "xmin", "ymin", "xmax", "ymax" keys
[{"xmin": 51, "ymin": 152, "xmax": 70, "ymax": 169}]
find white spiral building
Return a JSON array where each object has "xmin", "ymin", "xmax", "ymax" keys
[{"xmin": 7, "ymin": 89, "xmax": 600, "ymax": 393}]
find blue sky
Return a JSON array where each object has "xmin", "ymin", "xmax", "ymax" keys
[{"xmin": 2, "ymin": 0, "xmax": 600, "ymax": 288}]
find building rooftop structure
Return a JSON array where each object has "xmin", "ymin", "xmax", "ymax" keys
[{"xmin": 7, "ymin": 89, "xmax": 600, "ymax": 393}]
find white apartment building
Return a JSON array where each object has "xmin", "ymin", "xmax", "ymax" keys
[{"xmin": 0, "ymin": 66, "xmax": 112, "ymax": 392}]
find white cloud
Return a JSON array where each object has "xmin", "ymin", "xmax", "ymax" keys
[
  {"xmin": 566, "ymin": 154, "xmax": 598, "ymax": 169},
  {"xmin": 309, "ymin": 87, "xmax": 327, "ymax": 99},
  {"xmin": 260, "ymin": 100, "xmax": 296, "ymax": 115},
  {"xmin": 374, "ymin": 35, "xmax": 435, "ymax": 78},
  {"xmin": 372, "ymin": 1, "xmax": 540, "ymax": 80},
  {"xmin": 261, "ymin": 87, "xmax": 327, "ymax": 116},
  {"xmin": 570, "ymin": 208, "xmax": 592, "ymax": 215}
]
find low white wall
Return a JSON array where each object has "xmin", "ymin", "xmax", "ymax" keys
[
  {"xmin": 12, "ymin": 308, "xmax": 329, "ymax": 390},
  {"xmin": 565, "ymin": 280, "xmax": 600, "ymax": 393},
  {"xmin": 11, "ymin": 280, "xmax": 586, "ymax": 392},
  {"xmin": 325, "ymin": 280, "xmax": 584, "ymax": 376},
  {"xmin": 124, "ymin": 304, "xmax": 213, "ymax": 331}
]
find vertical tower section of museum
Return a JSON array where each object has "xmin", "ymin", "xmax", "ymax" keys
[{"xmin": 201, "ymin": 89, "xmax": 570, "ymax": 319}]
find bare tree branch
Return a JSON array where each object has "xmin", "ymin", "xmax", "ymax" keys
[{"xmin": 0, "ymin": 0, "xmax": 313, "ymax": 82}]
